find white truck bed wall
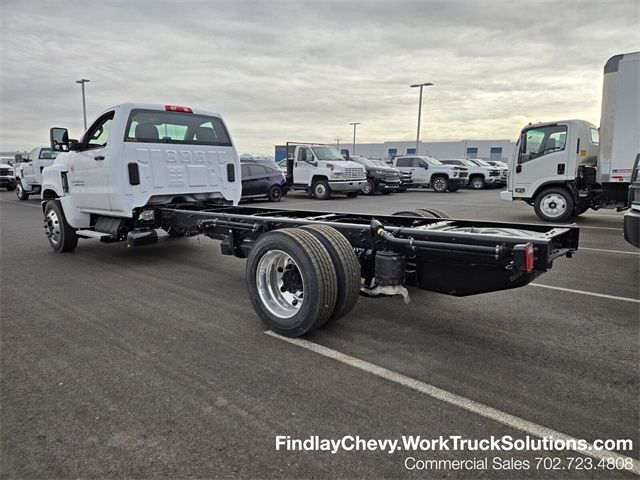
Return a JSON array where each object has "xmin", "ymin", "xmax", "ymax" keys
[{"xmin": 598, "ymin": 52, "xmax": 640, "ymax": 183}]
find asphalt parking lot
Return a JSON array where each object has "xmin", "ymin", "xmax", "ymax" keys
[{"xmin": 1, "ymin": 188, "xmax": 638, "ymax": 478}]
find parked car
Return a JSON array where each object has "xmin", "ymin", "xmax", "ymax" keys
[
  {"xmin": 440, "ymin": 158, "xmax": 502, "ymax": 189},
  {"xmin": 349, "ymin": 155, "xmax": 401, "ymax": 194},
  {"xmin": 241, "ymin": 160, "xmax": 287, "ymax": 202},
  {"xmin": 391, "ymin": 155, "xmax": 467, "ymax": 192},
  {"xmin": 0, "ymin": 162, "xmax": 16, "ymax": 191}
]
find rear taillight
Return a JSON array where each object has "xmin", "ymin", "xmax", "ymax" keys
[
  {"xmin": 165, "ymin": 105, "xmax": 193, "ymax": 113},
  {"xmin": 524, "ymin": 242, "xmax": 534, "ymax": 272}
]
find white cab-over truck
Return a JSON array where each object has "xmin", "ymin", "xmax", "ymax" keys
[
  {"xmin": 392, "ymin": 155, "xmax": 468, "ymax": 192},
  {"xmin": 14, "ymin": 147, "xmax": 59, "ymax": 199},
  {"xmin": 501, "ymin": 52, "xmax": 640, "ymax": 222},
  {"xmin": 282, "ymin": 142, "xmax": 366, "ymax": 199},
  {"xmin": 39, "ymin": 102, "xmax": 579, "ymax": 339}
]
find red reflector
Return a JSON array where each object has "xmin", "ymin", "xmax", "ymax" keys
[
  {"xmin": 524, "ymin": 242, "xmax": 535, "ymax": 273},
  {"xmin": 165, "ymin": 105, "xmax": 193, "ymax": 113}
]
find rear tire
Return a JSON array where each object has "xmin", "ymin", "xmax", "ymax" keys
[
  {"xmin": 44, "ymin": 200, "xmax": 78, "ymax": 252},
  {"xmin": 268, "ymin": 185, "xmax": 283, "ymax": 202},
  {"xmin": 534, "ymin": 187, "xmax": 575, "ymax": 222},
  {"xmin": 15, "ymin": 180, "xmax": 29, "ymax": 200},
  {"xmin": 301, "ymin": 224, "xmax": 360, "ymax": 324},
  {"xmin": 246, "ymin": 228, "xmax": 337, "ymax": 337},
  {"xmin": 393, "ymin": 208, "xmax": 449, "ymax": 219},
  {"xmin": 312, "ymin": 180, "xmax": 331, "ymax": 200},
  {"xmin": 431, "ymin": 176, "xmax": 448, "ymax": 193}
]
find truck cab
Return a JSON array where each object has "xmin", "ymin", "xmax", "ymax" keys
[
  {"xmin": 284, "ymin": 143, "xmax": 366, "ymax": 199},
  {"xmin": 0, "ymin": 161, "xmax": 16, "ymax": 191},
  {"xmin": 41, "ymin": 103, "xmax": 241, "ymax": 251},
  {"xmin": 392, "ymin": 155, "xmax": 467, "ymax": 192},
  {"xmin": 14, "ymin": 146, "xmax": 59, "ymax": 199}
]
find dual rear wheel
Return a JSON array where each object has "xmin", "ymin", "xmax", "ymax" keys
[{"xmin": 246, "ymin": 225, "xmax": 360, "ymax": 337}]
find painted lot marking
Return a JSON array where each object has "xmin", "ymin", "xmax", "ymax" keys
[
  {"xmin": 0, "ymin": 199, "xmax": 41, "ymax": 208},
  {"xmin": 266, "ymin": 331, "xmax": 639, "ymax": 474},
  {"xmin": 530, "ymin": 283, "xmax": 639, "ymax": 304},
  {"xmin": 579, "ymin": 225, "xmax": 623, "ymax": 231},
  {"xmin": 581, "ymin": 247, "xmax": 640, "ymax": 256}
]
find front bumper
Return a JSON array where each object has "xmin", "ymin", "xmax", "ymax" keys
[
  {"xmin": 500, "ymin": 190, "xmax": 513, "ymax": 201},
  {"xmin": 623, "ymin": 208, "xmax": 640, "ymax": 248},
  {"xmin": 0, "ymin": 177, "xmax": 16, "ymax": 187},
  {"xmin": 485, "ymin": 176, "xmax": 501, "ymax": 184},
  {"xmin": 378, "ymin": 180, "xmax": 401, "ymax": 190},
  {"xmin": 329, "ymin": 179, "xmax": 366, "ymax": 192}
]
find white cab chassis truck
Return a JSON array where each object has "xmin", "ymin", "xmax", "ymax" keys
[
  {"xmin": 14, "ymin": 147, "xmax": 58, "ymax": 199},
  {"xmin": 283, "ymin": 142, "xmax": 366, "ymax": 199},
  {"xmin": 40, "ymin": 103, "xmax": 579, "ymax": 338},
  {"xmin": 501, "ymin": 52, "xmax": 640, "ymax": 222}
]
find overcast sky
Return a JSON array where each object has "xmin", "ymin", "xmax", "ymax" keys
[{"xmin": 0, "ymin": 0, "xmax": 637, "ymax": 154}]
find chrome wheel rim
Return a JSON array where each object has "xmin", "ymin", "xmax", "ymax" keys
[
  {"xmin": 363, "ymin": 181, "xmax": 373, "ymax": 194},
  {"xmin": 472, "ymin": 178, "xmax": 484, "ymax": 189},
  {"xmin": 314, "ymin": 183, "xmax": 326, "ymax": 198},
  {"xmin": 256, "ymin": 250, "xmax": 304, "ymax": 319},
  {"xmin": 540, "ymin": 193, "xmax": 567, "ymax": 218},
  {"xmin": 45, "ymin": 209, "xmax": 61, "ymax": 246},
  {"xmin": 16, "ymin": 183, "xmax": 23, "ymax": 197},
  {"xmin": 433, "ymin": 178, "xmax": 446, "ymax": 191}
]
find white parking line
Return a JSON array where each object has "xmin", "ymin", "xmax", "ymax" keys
[
  {"xmin": 0, "ymin": 199, "xmax": 40, "ymax": 208},
  {"xmin": 578, "ymin": 225, "xmax": 623, "ymax": 231},
  {"xmin": 530, "ymin": 283, "xmax": 639, "ymax": 303},
  {"xmin": 265, "ymin": 331, "xmax": 639, "ymax": 474},
  {"xmin": 581, "ymin": 247, "xmax": 640, "ymax": 255}
]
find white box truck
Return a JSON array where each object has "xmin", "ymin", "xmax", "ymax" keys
[{"xmin": 500, "ymin": 52, "xmax": 640, "ymax": 222}]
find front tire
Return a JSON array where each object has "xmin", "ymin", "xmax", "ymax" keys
[
  {"xmin": 362, "ymin": 178, "xmax": 376, "ymax": 195},
  {"xmin": 44, "ymin": 200, "xmax": 78, "ymax": 252},
  {"xmin": 15, "ymin": 180, "xmax": 29, "ymax": 200},
  {"xmin": 246, "ymin": 228, "xmax": 337, "ymax": 337},
  {"xmin": 534, "ymin": 187, "xmax": 575, "ymax": 222},
  {"xmin": 431, "ymin": 176, "xmax": 448, "ymax": 193},
  {"xmin": 268, "ymin": 185, "xmax": 283, "ymax": 202},
  {"xmin": 312, "ymin": 179, "xmax": 331, "ymax": 200},
  {"xmin": 470, "ymin": 176, "xmax": 485, "ymax": 190}
]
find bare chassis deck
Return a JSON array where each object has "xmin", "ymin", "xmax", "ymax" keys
[{"xmin": 157, "ymin": 205, "xmax": 579, "ymax": 297}]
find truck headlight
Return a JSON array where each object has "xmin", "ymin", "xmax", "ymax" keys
[
  {"xmin": 453, "ymin": 171, "xmax": 459, "ymax": 177},
  {"xmin": 331, "ymin": 172, "xmax": 344, "ymax": 179}
]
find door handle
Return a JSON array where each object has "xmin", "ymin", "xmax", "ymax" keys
[{"xmin": 94, "ymin": 155, "xmax": 105, "ymax": 161}]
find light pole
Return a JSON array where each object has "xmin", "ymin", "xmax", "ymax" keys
[
  {"xmin": 75, "ymin": 79, "xmax": 90, "ymax": 130},
  {"xmin": 410, "ymin": 82, "xmax": 433, "ymax": 155},
  {"xmin": 335, "ymin": 138, "xmax": 342, "ymax": 151},
  {"xmin": 349, "ymin": 123, "xmax": 360, "ymax": 155}
]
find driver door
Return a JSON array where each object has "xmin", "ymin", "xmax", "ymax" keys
[
  {"xmin": 294, "ymin": 147, "xmax": 315, "ymax": 186},
  {"xmin": 68, "ymin": 110, "xmax": 115, "ymax": 211},
  {"xmin": 513, "ymin": 125, "xmax": 569, "ymax": 196}
]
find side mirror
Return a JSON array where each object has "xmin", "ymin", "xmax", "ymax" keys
[
  {"xmin": 50, "ymin": 127, "xmax": 69, "ymax": 152},
  {"xmin": 424, "ymin": 164, "xmax": 429, "ymax": 170}
]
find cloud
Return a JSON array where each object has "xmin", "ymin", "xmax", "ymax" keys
[{"xmin": 1, "ymin": 0, "xmax": 637, "ymax": 154}]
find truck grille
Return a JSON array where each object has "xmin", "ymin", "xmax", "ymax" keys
[
  {"xmin": 501, "ymin": 169, "xmax": 508, "ymax": 176},
  {"xmin": 345, "ymin": 168, "xmax": 365, "ymax": 180},
  {"xmin": 0, "ymin": 168, "xmax": 13, "ymax": 176},
  {"xmin": 400, "ymin": 171, "xmax": 412, "ymax": 180},
  {"xmin": 489, "ymin": 171, "xmax": 500, "ymax": 177},
  {"xmin": 458, "ymin": 172, "xmax": 468, "ymax": 178},
  {"xmin": 385, "ymin": 173, "xmax": 399, "ymax": 181}
]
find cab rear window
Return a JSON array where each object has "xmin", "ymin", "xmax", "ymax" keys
[{"xmin": 124, "ymin": 109, "xmax": 232, "ymax": 146}]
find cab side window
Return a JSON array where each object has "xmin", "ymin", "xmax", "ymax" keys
[
  {"xmin": 85, "ymin": 112, "xmax": 115, "ymax": 150},
  {"xmin": 396, "ymin": 158, "xmax": 410, "ymax": 167},
  {"xmin": 521, "ymin": 126, "xmax": 567, "ymax": 163}
]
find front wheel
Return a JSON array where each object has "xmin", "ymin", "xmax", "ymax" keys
[
  {"xmin": 15, "ymin": 181, "xmax": 29, "ymax": 200},
  {"xmin": 534, "ymin": 187, "xmax": 575, "ymax": 222},
  {"xmin": 362, "ymin": 178, "xmax": 375, "ymax": 195},
  {"xmin": 44, "ymin": 200, "xmax": 78, "ymax": 252},
  {"xmin": 312, "ymin": 180, "xmax": 331, "ymax": 200},
  {"xmin": 431, "ymin": 176, "xmax": 448, "ymax": 193},
  {"xmin": 470, "ymin": 176, "xmax": 485, "ymax": 190},
  {"xmin": 267, "ymin": 185, "xmax": 283, "ymax": 202}
]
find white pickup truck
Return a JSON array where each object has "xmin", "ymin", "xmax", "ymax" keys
[
  {"xmin": 41, "ymin": 103, "xmax": 241, "ymax": 251},
  {"xmin": 391, "ymin": 155, "xmax": 468, "ymax": 192},
  {"xmin": 440, "ymin": 158, "xmax": 503, "ymax": 189},
  {"xmin": 283, "ymin": 142, "xmax": 366, "ymax": 199},
  {"xmin": 14, "ymin": 147, "xmax": 59, "ymax": 199}
]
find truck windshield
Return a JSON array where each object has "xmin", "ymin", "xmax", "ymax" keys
[
  {"xmin": 423, "ymin": 156, "xmax": 443, "ymax": 166},
  {"xmin": 352, "ymin": 156, "xmax": 377, "ymax": 167},
  {"xmin": 312, "ymin": 147, "xmax": 345, "ymax": 161},
  {"xmin": 471, "ymin": 158, "xmax": 491, "ymax": 167},
  {"xmin": 124, "ymin": 109, "xmax": 232, "ymax": 146}
]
